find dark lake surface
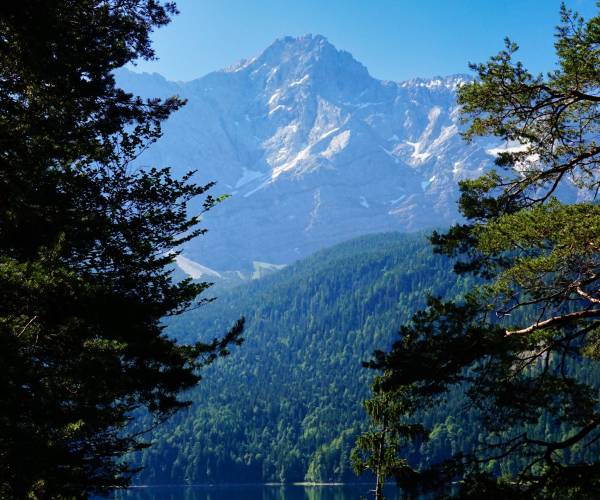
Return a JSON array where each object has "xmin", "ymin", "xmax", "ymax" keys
[{"xmin": 103, "ymin": 484, "xmax": 407, "ymax": 499}]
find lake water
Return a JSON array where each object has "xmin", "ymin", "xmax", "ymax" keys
[{"xmin": 103, "ymin": 484, "xmax": 407, "ymax": 499}]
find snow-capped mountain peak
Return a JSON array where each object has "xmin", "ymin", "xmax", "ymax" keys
[
  {"xmin": 235, "ymin": 34, "xmax": 369, "ymax": 81},
  {"xmin": 119, "ymin": 36, "xmax": 496, "ymax": 270}
]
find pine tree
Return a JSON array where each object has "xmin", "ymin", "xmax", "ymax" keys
[
  {"xmin": 366, "ymin": 4, "xmax": 600, "ymax": 498},
  {"xmin": 0, "ymin": 1, "xmax": 242, "ymax": 497}
]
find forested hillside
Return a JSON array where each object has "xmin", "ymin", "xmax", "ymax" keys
[
  {"xmin": 131, "ymin": 233, "xmax": 473, "ymax": 484},
  {"xmin": 130, "ymin": 232, "xmax": 600, "ymax": 486}
]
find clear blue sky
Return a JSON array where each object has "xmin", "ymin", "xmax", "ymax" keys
[{"xmin": 131, "ymin": 0, "xmax": 598, "ymax": 83}]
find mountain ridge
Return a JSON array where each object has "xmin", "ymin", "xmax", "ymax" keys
[{"xmin": 118, "ymin": 35, "xmax": 497, "ymax": 270}]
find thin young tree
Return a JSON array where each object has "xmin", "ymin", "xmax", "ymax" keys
[
  {"xmin": 0, "ymin": 1, "xmax": 242, "ymax": 497},
  {"xmin": 352, "ymin": 378, "xmax": 424, "ymax": 499}
]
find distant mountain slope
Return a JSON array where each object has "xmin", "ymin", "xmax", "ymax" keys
[
  {"xmin": 117, "ymin": 35, "xmax": 499, "ymax": 270},
  {"xmin": 131, "ymin": 233, "xmax": 473, "ymax": 484}
]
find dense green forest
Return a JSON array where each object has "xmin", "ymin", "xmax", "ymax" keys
[
  {"xmin": 129, "ymin": 232, "xmax": 600, "ymax": 486},
  {"xmin": 129, "ymin": 233, "xmax": 469, "ymax": 484},
  {"xmin": 130, "ymin": 232, "xmax": 600, "ymax": 487}
]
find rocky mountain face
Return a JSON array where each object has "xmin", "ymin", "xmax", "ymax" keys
[{"xmin": 118, "ymin": 34, "xmax": 498, "ymax": 272}]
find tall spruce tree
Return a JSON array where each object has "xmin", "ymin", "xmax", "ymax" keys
[
  {"xmin": 365, "ymin": 4, "xmax": 600, "ymax": 498},
  {"xmin": 0, "ymin": 1, "xmax": 243, "ymax": 497}
]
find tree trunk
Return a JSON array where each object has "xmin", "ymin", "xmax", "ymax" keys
[
  {"xmin": 375, "ymin": 475, "xmax": 383, "ymax": 500},
  {"xmin": 375, "ymin": 417, "xmax": 386, "ymax": 500}
]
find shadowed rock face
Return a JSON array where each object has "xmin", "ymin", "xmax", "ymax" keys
[{"xmin": 118, "ymin": 35, "xmax": 498, "ymax": 270}]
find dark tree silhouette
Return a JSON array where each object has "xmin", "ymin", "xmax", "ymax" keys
[
  {"xmin": 366, "ymin": 4, "xmax": 600, "ymax": 498},
  {"xmin": 0, "ymin": 1, "xmax": 242, "ymax": 497}
]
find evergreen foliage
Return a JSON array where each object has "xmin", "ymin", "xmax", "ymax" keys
[
  {"xmin": 129, "ymin": 233, "xmax": 600, "ymax": 488},
  {"xmin": 351, "ymin": 378, "xmax": 424, "ymax": 499},
  {"xmin": 364, "ymin": 4, "xmax": 600, "ymax": 498},
  {"xmin": 130, "ymin": 233, "xmax": 476, "ymax": 484},
  {"xmin": 0, "ymin": 2, "xmax": 242, "ymax": 497}
]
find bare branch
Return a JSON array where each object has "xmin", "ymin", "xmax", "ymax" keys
[{"xmin": 506, "ymin": 309, "xmax": 600, "ymax": 336}]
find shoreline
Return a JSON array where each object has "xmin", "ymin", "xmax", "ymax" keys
[{"xmin": 124, "ymin": 482, "xmax": 374, "ymax": 488}]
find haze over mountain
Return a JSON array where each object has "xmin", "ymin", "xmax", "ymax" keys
[{"xmin": 118, "ymin": 34, "xmax": 499, "ymax": 271}]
